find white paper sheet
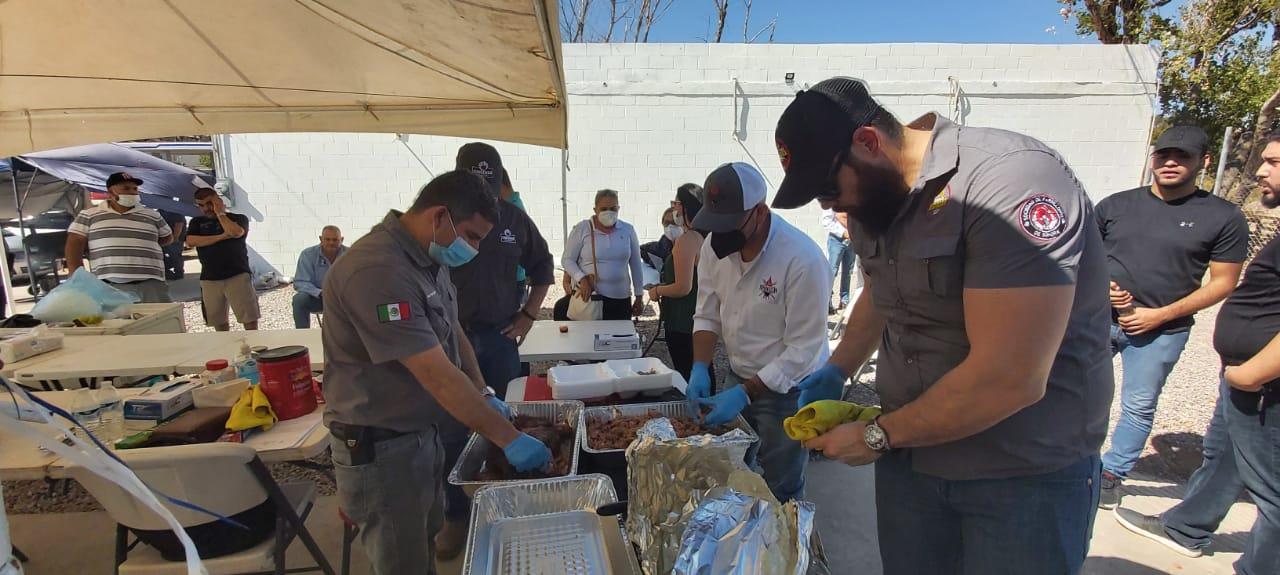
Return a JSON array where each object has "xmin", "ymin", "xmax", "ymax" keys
[{"xmin": 243, "ymin": 410, "xmax": 323, "ymax": 452}]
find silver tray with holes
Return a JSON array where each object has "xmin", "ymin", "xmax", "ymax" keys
[
  {"xmin": 448, "ymin": 400, "xmax": 583, "ymax": 497},
  {"xmin": 579, "ymin": 400, "xmax": 758, "ymax": 454},
  {"xmin": 462, "ymin": 474, "xmax": 639, "ymax": 575}
]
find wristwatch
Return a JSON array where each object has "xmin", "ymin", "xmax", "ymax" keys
[{"xmin": 864, "ymin": 416, "xmax": 892, "ymax": 453}]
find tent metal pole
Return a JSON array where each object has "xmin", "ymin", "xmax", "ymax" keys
[
  {"xmin": 560, "ymin": 149, "xmax": 568, "ymax": 246},
  {"xmin": 10, "ymin": 159, "xmax": 40, "ymax": 297}
]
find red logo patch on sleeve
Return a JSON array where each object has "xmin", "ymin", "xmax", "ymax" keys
[{"xmin": 1017, "ymin": 195, "xmax": 1067, "ymax": 241}]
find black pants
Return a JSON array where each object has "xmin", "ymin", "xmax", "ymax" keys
[
  {"xmin": 600, "ymin": 296, "xmax": 632, "ymax": 320},
  {"xmin": 665, "ymin": 329, "xmax": 714, "ymax": 384}
]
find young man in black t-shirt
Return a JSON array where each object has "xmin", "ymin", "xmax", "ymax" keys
[
  {"xmin": 1097, "ymin": 126, "xmax": 1249, "ymax": 509},
  {"xmin": 187, "ymin": 186, "xmax": 259, "ymax": 331},
  {"xmin": 1114, "ymin": 132, "xmax": 1280, "ymax": 574}
]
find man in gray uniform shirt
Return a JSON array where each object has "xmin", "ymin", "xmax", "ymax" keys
[
  {"xmin": 322, "ymin": 170, "xmax": 551, "ymax": 575},
  {"xmin": 777, "ymin": 78, "xmax": 1113, "ymax": 575}
]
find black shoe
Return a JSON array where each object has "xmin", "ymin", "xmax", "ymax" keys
[
  {"xmin": 1099, "ymin": 471, "xmax": 1122, "ymax": 510},
  {"xmin": 1114, "ymin": 508, "xmax": 1202, "ymax": 558},
  {"xmin": 828, "ymin": 305, "xmax": 838, "ymax": 316}
]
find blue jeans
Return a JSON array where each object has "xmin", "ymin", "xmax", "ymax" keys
[
  {"xmin": 292, "ymin": 292, "xmax": 323, "ymax": 329},
  {"xmin": 826, "ymin": 234, "xmax": 855, "ymax": 306},
  {"xmin": 1101, "ymin": 325, "xmax": 1191, "ymax": 478},
  {"xmin": 876, "ymin": 451, "xmax": 1100, "ymax": 575},
  {"xmin": 331, "ymin": 428, "xmax": 444, "ymax": 575},
  {"xmin": 1162, "ymin": 378, "xmax": 1278, "ymax": 575},
  {"xmin": 722, "ymin": 372, "xmax": 807, "ymax": 502},
  {"xmin": 440, "ymin": 324, "xmax": 522, "ymax": 522}
]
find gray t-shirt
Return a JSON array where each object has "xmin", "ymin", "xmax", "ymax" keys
[
  {"xmin": 321, "ymin": 211, "xmax": 461, "ymax": 433},
  {"xmin": 849, "ymin": 114, "xmax": 1113, "ymax": 480}
]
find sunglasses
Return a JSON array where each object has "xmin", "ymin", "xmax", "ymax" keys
[{"xmin": 814, "ymin": 146, "xmax": 850, "ymax": 202}]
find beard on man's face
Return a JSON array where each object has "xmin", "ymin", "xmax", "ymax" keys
[
  {"xmin": 1261, "ymin": 188, "xmax": 1279, "ymax": 209},
  {"xmin": 837, "ymin": 157, "xmax": 910, "ymax": 237}
]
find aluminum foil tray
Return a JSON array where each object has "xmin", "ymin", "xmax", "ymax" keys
[
  {"xmin": 449, "ymin": 400, "xmax": 583, "ymax": 496},
  {"xmin": 462, "ymin": 474, "xmax": 639, "ymax": 575},
  {"xmin": 580, "ymin": 400, "xmax": 758, "ymax": 454}
]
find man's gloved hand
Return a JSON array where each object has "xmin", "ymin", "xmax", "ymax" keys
[
  {"xmin": 697, "ymin": 386, "xmax": 750, "ymax": 426},
  {"xmin": 686, "ymin": 362, "xmax": 712, "ymax": 402},
  {"xmin": 796, "ymin": 364, "xmax": 849, "ymax": 410},
  {"xmin": 502, "ymin": 433, "xmax": 552, "ymax": 472},
  {"xmin": 486, "ymin": 395, "xmax": 513, "ymax": 419}
]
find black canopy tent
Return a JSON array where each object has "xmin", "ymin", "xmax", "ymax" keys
[{"xmin": 1, "ymin": 145, "xmax": 211, "ymax": 314}]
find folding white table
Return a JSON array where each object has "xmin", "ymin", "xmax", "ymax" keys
[
  {"xmin": 518, "ymin": 320, "xmax": 642, "ymax": 362},
  {"xmin": 173, "ymin": 329, "xmax": 325, "ymax": 374},
  {"xmin": 0, "ymin": 389, "xmax": 328, "ymax": 481}
]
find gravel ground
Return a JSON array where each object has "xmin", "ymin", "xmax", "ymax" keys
[{"xmin": 3, "ymin": 283, "xmax": 1223, "ymax": 514}]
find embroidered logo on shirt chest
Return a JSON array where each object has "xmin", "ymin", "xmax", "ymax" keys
[
  {"xmin": 1179, "ymin": 221, "xmax": 1195, "ymax": 228},
  {"xmin": 758, "ymin": 276, "xmax": 779, "ymax": 303},
  {"xmin": 499, "ymin": 229, "xmax": 517, "ymax": 244}
]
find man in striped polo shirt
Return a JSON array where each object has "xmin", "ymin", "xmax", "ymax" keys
[{"xmin": 64, "ymin": 172, "xmax": 175, "ymax": 303}]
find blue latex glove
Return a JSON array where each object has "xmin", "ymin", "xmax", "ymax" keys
[
  {"xmin": 686, "ymin": 362, "xmax": 712, "ymax": 402},
  {"xmin": 502, "ymin": 433, "xmax": 552, "ymax": 472},
  {"xmin": 697, "ymin": 385, "xmax": 750, "ymax": 426},
  {"xmin": 486, "ymin": 395, "xmax": 513, "ymax": 419},
  {"xmin": 796, "ymin": 364, "xmax": 849, "ymax": 410}
]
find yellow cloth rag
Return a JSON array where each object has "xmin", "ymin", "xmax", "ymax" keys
[
  {"xmin": 783, "ymin": 400, "xmax": 883, "ymax": 441},
  {"xmin": 226, "ymin": 386, "xmax": 278, "ymax": 432}
]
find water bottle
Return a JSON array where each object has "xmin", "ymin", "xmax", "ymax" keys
[
  {"xmin": 69, "ymin": 388, "xmax": 101, "ymax": 441},
  {"xmin": 97, "ymin": 384, "xmax": 124, "ymax": 444},
  {"xmin": 235, "ymin": 341, "xmax": 260, "ymax": 385}
]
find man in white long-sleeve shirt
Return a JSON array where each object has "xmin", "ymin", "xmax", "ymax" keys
[{"xmin": 689, "ymin": 162, "xmax": 832, "ymax": 502}]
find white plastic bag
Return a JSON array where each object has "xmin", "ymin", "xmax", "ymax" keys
[{"xmin": 30, "ymin": 269, "xmax": 139, "ymax": 322}]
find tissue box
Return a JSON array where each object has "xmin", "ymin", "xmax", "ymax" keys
[
  {"xmin": 0, "ymin": 329, "xmax": 64, "ymax": 364},
  {"xmin": 123, "ymin": 377, "xmax": 200, "ymax": 421},
  {"xmin": 593, "ymin": 333, "xmax": 640, "ymax": 352}
]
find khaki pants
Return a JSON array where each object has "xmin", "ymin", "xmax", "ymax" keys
[{"xmin": 201, "ymin": 272, "xmax": 260, "ymax": 329}]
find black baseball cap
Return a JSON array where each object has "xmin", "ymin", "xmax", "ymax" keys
[
  {"xmin": 692, "ymin": 162, "xmax": 768, "ymax": 233},
  {"xmin": 773, "ymin": 77, "xmax": 882, "ymax": 209},
  {"xmin": 1153, "ymin": 126, "xmax": 1210, "ymax": 157},
  {"xmin": 455, "ymin": 142, "xmax": 503, "ymax": 196},
  {"xmin": 105, "ymin": 172, "xmax": 143, "ymax": 188}
]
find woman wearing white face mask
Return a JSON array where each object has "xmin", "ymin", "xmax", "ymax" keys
[
  {"xmin": 561, "ymin": 189, "xmax": 645, "ymax": 320},
  {"xmin": 646, "ymin": 183, "xmax": 711, "ymax": 382}
]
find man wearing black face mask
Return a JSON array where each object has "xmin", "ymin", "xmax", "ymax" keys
[
  {"xmin": 774, "ymin": 77, "xmax": 1112, "ymax": 574},
  {"xmin": 689, "ymin": 162, "xmax": 832, "ymax": 503}
]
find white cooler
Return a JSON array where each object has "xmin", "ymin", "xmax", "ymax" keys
[{"xmin": 3, "ymin": 303, "xmax": 186, "ymax": 336}]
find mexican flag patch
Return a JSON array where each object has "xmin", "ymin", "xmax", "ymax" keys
[{"xmin": 377, "ymin": 302, "xmax": 410, "ymax": 322}]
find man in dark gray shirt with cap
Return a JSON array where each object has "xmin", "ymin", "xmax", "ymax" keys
[
  {"xmin": 322, "ymin": 170, "xmax": 551, "ymax": 575},
  {"xmin": 436, "ymin": 142, "xmax": 555, "ymax": 558},
  {"xmin": 777, "ymin": 77, "xmax": 1112, "ymax": 574}
]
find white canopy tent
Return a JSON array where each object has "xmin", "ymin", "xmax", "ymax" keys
[{"xmin": 0, "ymin": 0, "xmax": 568, "ymax": 157}]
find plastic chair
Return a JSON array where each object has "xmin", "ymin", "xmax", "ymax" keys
[{"xmin": 71, "ymin": 442, "xmax": 335, "ymax": 575}]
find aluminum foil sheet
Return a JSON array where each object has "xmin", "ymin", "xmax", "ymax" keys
[
  {"xmin": 623, "ymin": 422, "xmax": 760, "ymax": 574},
  {"xmin": 449, "ymin": 400, "xmax": 583, "ymax": 497},
  {"xmin": 672, "ymin": 487, "xmax": 790, "ymax": 575},
  {"xmin": 794, "ymin": 502, "xmax": 831, "ymax": 575}
]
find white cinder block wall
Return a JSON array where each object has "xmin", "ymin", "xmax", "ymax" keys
[{"xmin": 225, "ymin": 43, "xmax": 1159, "ymax": 275}]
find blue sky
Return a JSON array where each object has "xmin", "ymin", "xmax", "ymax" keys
[{"xmin": 574, "ymin": 0, "xmax": 1183, "ymax": 44}]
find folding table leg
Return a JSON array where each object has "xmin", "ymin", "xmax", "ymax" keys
[{"xmin": 249, "ymin": 458, "xmax": 336, "ymax": 575}]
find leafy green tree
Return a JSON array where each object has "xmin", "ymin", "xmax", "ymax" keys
[{"xmin": 1061, "ymin": 0, "xmax": 1278, "ymax": 202}]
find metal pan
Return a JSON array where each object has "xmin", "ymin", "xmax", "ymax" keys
[
  {"xmin": 462, "ymin": 474, "xmax": 640, "ymax": 575},
  {"xmin": 448, "ymin": 400, "xmax": 583, "ymax": 497},
  {"xmin": 579, "ymin": 400, "xmax": 758, "ymax": 454}
]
